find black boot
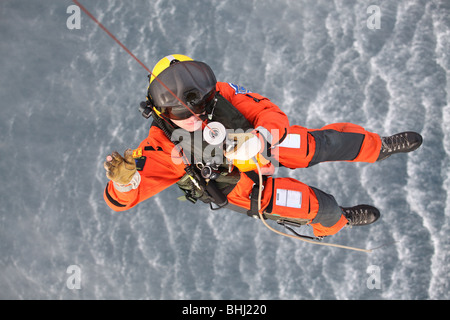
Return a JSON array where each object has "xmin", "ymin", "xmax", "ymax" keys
[
  {"xmin": 341, "ymin": 205, "xmax": 380, "ymax": 227},
  {"xmin": 377, "ymin": 132, "xmax": 423, "ymax": 161}
]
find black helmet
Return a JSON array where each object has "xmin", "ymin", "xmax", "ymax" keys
[{"xmin": 148, "ymin": 55, "xmax": 217, "ymax": 120}]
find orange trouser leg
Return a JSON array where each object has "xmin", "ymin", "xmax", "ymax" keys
[
  {"xmin": 227, "ymin": 123, "xmax": 380, "ymax": 237},
  {"xmin": 273, "ymin": 123, "xmax": 381, "ymax": 168},
  {"xmin": 307, "ymin": 187, "xmax": 349, "ymax": 237},
  {"xmin": 227, "ymin": 175, "xmax": 349, "ymax": 237},
  {"xmin": 309, "ymin": 123, "xmax": 382, "ymax": 164},
  {"xmin": 262, "ymin": 181, "xmax": 348, "ymax": 237}
]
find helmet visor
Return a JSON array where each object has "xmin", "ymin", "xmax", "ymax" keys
[
  {"xmin": 159, "ymin": 90, "xmax": 216, "ymax": 120},
  {"xmin": 149, "ymin": 61, "xmax": 216, "ymax": 107}
]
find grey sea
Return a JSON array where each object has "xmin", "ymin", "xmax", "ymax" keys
[{"xmin": 1, "ymin": 0, "xmax": 449, "ymax": 300}]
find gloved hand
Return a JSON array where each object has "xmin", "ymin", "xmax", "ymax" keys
[
  {"xmin": 224, "ymin": 132, "xmax": 272, "ymax": 173},
  {"xmin": 104, "ymin": 149, "xmax": 139, "ymax": 190}
]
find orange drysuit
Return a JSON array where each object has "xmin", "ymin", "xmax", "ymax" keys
[{"xmin": 104, "ymin": 82, "xmax": 381, "ymax": 237}]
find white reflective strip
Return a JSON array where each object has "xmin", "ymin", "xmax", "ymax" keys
[
  {"xmin": 165, "ymin": 55, "xmax": 176, "ymax": 62},
  {"xmin": 277, "ymin": 134, "xmax": 301, "ymax": 149},
  {"xmin": 276, "ymin": 189, "xmax": 302, "ymax": 208}
]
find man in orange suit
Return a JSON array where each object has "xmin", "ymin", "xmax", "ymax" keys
[{"xmin": 103, "ymin": 54, "xmax": 422, "ymax": 238}]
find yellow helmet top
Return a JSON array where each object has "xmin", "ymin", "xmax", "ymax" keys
[{"xmin": 149, "ymin": 54, "xmax": 194, "ymax": 85}]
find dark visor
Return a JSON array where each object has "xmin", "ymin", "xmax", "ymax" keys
[
  {"xmin": 159, "ymin": 91, "xmax": 215, "ymax": 120},
  {"xmin": 160, "ymin": 104, "xmax": 206, "ymax": 120}
]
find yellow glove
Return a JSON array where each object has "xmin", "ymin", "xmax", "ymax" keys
[{"xmin": 104, "ymin": 149, "xmax": 140, "ymax": 191}]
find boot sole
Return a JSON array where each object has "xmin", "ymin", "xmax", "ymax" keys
[
  {"xmin": 377, "ymin": 132, "xmax": 423, "ymax": 161},
  {"xmin": 342, "ymin": 205, "xmax": 380, "ymax": 226}
]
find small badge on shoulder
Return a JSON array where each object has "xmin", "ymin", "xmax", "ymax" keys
[
  {"xmin": 132, "ymin": 148, "xmax": 143, "ymax": 158},
  {"xmin": 132, "ymin": 148, "xmax": 146, "ymax": 171}
]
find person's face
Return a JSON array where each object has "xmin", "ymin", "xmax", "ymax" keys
[{"xmin": 171, "ymin": 113, "xmax": 204, "ymax": 132}]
